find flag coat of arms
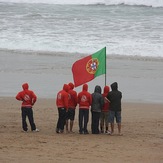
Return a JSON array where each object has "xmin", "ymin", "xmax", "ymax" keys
[{"xmin": 72, "ymin": 47, "xmax": 106, "ymax": 87}]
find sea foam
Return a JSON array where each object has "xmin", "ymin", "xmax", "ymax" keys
[{"xmin": 0, "ymin": 0, "xmax": 163, "ymax": 8}]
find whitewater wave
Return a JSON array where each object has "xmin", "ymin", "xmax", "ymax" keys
[{"xmin": 0, "ymin": 0, "xmax": 163, "ymax": 8}]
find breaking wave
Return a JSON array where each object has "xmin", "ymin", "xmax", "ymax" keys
[{"xmin": 0, "ymin": 0, "xmax": 163, "ymax": 8}]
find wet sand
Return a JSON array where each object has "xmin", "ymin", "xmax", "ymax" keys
[{"xmin": 0, "ymin": 50, "xmax": 163, "ymax": 103}]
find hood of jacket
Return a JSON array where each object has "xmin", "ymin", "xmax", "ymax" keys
[
  {"xmin": 68, "ymin": 82, "xmax": 74, "ymax": 90},
  {"xmin": 82, "ymin": 84, "xmax": 88, "ymax": 91},
  {"xmin": 94, "ymin": 85, "xmax": 101, "ymax": 94},
  {"xmin": 22, "ymin": 83, "xmax": 29, "ymax": 90},
  {"xmin": 111, "ymin": 82, "xmax": 118, "ymax": 91},
  {"xmin": 103, "ymin": 86, "xmax": 110, "ymax": 96},
  {"xmin": 63, "ymin": 84, "xmax": 69, "ymax": 92}
]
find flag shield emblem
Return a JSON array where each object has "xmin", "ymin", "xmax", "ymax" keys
[{"xmin": 86, "ymin": 58, "xmax": 99, "ymax": 74}]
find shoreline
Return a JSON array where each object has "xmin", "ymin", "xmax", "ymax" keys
[
  {"xmin": 1, "ymin": 48, "xmax": 163, "ymax": 61},
  {"xmin": 1, "ymin": 49, "xmax": 163, "ymax": 103}
]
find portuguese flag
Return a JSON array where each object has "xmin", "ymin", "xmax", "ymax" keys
[{"xmin": 72, "ymin": 47, "xmax": 106, "ymax": 87}]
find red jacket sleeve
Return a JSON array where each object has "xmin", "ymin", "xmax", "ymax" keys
[
  {"xmin": 16, "ymin": 92, "xmax": 23, "ymax": 101},
  {"xmin": 31, "ymin": 91, "xmax": 37, "ymax": 105}
]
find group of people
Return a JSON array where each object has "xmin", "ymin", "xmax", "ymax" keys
[
  {"xmin": 56, "ymin": 82, "xmax": 122, "ymax": 135},
  {"xmin": 16, "ymin": 81, "xmax": 122, "ymax": 135}
]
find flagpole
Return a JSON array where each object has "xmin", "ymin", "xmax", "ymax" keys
[{"xmin": 105, "ymin": 47, "xmax": 106, "ymax": 86}]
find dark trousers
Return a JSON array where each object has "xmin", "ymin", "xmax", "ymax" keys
[
  {"xmin": 21, "ymin": 107, "xmax": 36, "ymax": 131},
  {"xmin": 56, "ymin": 108, "xmax": 67, "ymax": 131},
  {"xmin": 91, "ymin": 111, "xmax": 101, "ymax": 134},
  {"xmin": 79, "ymin": 109, "xmax": 89, "ymax": 133}
]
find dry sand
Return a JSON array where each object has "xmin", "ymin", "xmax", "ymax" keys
[{"xmin": 0, "ymin": 97, "xmax": 163, "ymax": 163}]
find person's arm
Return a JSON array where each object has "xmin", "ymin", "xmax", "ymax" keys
[
  {"xmin": 16, "ymin": 92, "xmax": 23, "ymax": 101},
  {"xmin": 74, "ymin": 92, "xmax": 78, "ymax": 107},
  {"xmin": 31, "ymin": 91, "xmax": 37, "ymax": 105}
]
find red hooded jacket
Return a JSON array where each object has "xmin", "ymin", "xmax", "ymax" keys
[
  {"xmin": 16, "ymin": 83, "xmax": 37, "ymax": 108},
  {"xmin": 56, "ymin": 84, "xmax": 69, "ymax": 110},
  {"xmin": 68, "ymin": 82, "xmax": 77, "ymax": 109},
  {"xmin": 78, "ymin": 84, "xmax": 92, "ymax": 109},
  {"xmin": 102, "ymin": 85, "xmax": 110, "ymax": 112}
]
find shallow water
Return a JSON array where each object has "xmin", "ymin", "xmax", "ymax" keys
[{"xmin": 1, "ymin": 50, "xmax": 163, "ymax": 103}]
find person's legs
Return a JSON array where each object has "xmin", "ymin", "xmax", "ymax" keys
[
  {"xmin": 100, "ymin": 112, "xmax": 104, "ymax": 133},
  {"xmin": 65, "ymin": 110, "xmax": 69, "ymax": 132},
  {"xmin": 27, "ymin": 108, "xmax": 36, "ymax": 131},
  {"xmin": 56, "ymin": 108, "xmax": 66, "ymax": 133},
  {"xmin": 104, "ymin": 112, "xmax": 109, "ymax": 133},
  {"xmin": 116, "ymin": 111, "xmax": 122, "ymax": 135},
  {"xmin": 92, "ymin": 111, "xmax": 100, "ymax": 134},
  {"xmin": 56, "ymin": 108, "xmax": 61, "ymax": 133},
  {"xmin": 117, "ymin": 123, "xmax": 122, "ymax": 135},
  {"xmin": 110, "ymin": 123, "xmax": 114, "ymax": 134},
  {"xmin": 91, "ymin": 111, "xmax": 95, "ymax": 134},
  {"xmin": 69, "ymin": 109, "xmax": 75, "ymax": 132},
  {"xmin": 95, "ymin": 112, "xmax": 100, "ymax": 134},
  {"xmin": 21, "ymin": 107, "xmax": 28, "ymax": 131},
  {"xmin": 79, "ymin": 109, "xmax": 84, "ymax": 133},
  {"xmin": 83, "ymin": 110, "xmax": 89, "ymax": 134},
  {"xmin": 60, "ymin": 108, "xmax": 67, "ymax": 132},
  {"xmin": 109, "ymin": 111, "xmax": 115, "ymax": 134},
  {"xmin": 70, "ymin": 120, "xmax": 74, "ymax": 132},
  {"xmin": 65, "ymin": 120, "xmax": 69, "ymax": 132}
]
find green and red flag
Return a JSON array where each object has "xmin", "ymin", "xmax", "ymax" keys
[{"xmin": 72, "ymin": 47, "xmax": 106, "ymax": 87}]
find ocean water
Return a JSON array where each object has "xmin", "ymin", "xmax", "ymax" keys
[
  {"xmin": 0, "ymin": 0, "xmax": 163, "ymax": 102},
  {"xmin": 0, "ymin": 0, "xmax": 163, "ymax": 57}
]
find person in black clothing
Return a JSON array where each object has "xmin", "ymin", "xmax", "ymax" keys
[
  {"xmin": 107, "ymin": 82, "xmax": 122, "ymax": 135},
  {"xmin": 91, "ymin": 85, "xmax": 104, "ymax": 134}
]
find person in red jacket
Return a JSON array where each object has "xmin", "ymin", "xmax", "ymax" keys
[
  {"xmin": 100, "ymin": 85, "xmax": 111, "ymax": 134},
  {"xmin": 56, "ymin": 84, "xmax": 69, "ymax": 133},
  {"xmin": 78, "ymin": 84, "xmax": 92, "ymax": 134},
  {"xmin": 16, "ymin": 83, "xmax": 39, "ymax": 132},
  {"xmin": 66, "ymin": 82, "xmax": 77, "ymax": 133}
]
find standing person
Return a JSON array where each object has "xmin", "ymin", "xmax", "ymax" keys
[
  {"xmin": 91, "ymin": 85, "xmax": 104, "ymax": 134},
  {"xmin": 78, "ymin": 84, "xmax": 92, "ymax": 134},
  {"xmin": 16, "ymin": 83, "xmax": 39, "ymax": 132},
  {"xmin": 66, "ymin": 82, "xmax": 77, "ymax": 133},
  {"xmin": 56, "ymin": 84, "xmax": 69, "ymax": 134},
  {"xmin": 100, "ymin": 85, "xmax": 111, "ymax": 134},
  {"xmin": 107, "ymin": 82, "xmax": 122, "ymax": 135}
]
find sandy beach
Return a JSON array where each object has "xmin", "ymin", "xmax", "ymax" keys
[
  {"xmin": 1, "ymin": 1, "xmax": 163, "ymax": 162},
  {"xmin": 0, "ymin": 97, "xmax": 163, "ymax": 163}
]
